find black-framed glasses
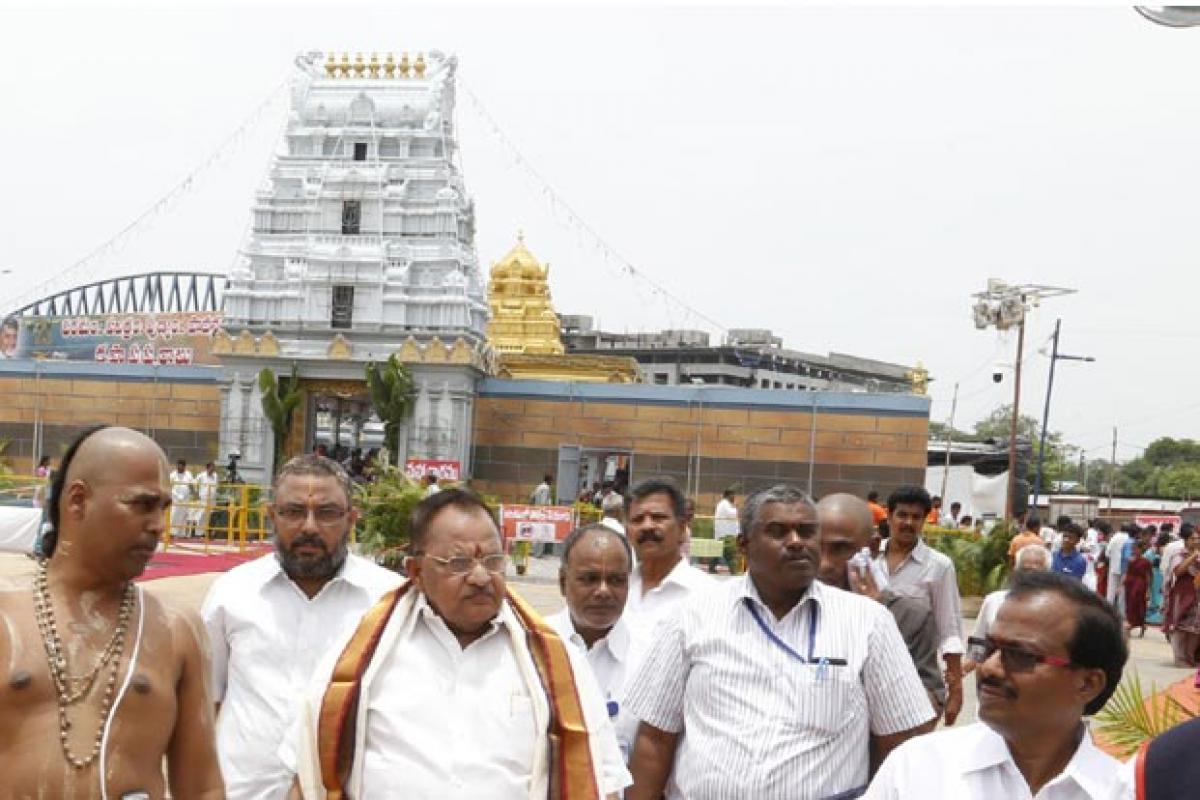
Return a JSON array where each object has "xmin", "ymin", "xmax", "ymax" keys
[
  {"xmin": 967, "ymin": 636, "xmax": 1073, "ymax": 672},
  {"xmin": 273, "ymin": 504, "xmax": 349, "ymax": 527},
  {"xmin": 422, "ymin": 553, "xmax": 508, "ymax": 575}
]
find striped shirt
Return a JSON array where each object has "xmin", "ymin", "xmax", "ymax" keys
[
  {"xmin": 624, "ymin": 576, "xmax": 935, "ymax": 800},
  {"xmin": 876, "ymin": 538, "xmax": 965, "ymax": 655}
]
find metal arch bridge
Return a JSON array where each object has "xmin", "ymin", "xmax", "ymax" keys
[{"xmin": 10, "ymin": 272, "xmax": 227, "ymax": 318}]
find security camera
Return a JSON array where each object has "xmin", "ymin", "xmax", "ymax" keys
[{"xmin": 992, "ymin": 371, "xmax": 1003, "ymax": 384}]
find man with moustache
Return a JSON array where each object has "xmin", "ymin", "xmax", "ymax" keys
[
  {"xmin": 875, "ymin": 485, "xmax": 966, "ymax": 725},
  {"xmin": 201, "ymin": 454, "xmax": 402, "ymax": 798},
  {"xmin": 817, "ymin": 493, "xmax": 945, "ymax": 721},
  {"xmin": 866, "ymin": 570, "xmax": 1128, "ymax": 800},
  {"xmin": 547, "ymin": 523, "xmax": 638, "ymax": 758},
  {"xmin": 289, "ymin": 488, "xmax": 629, "ymax": 798},
  {"xmin": 626, "ymin": 485, "xmax": 934, "ymax": 800},
  {"xmin": 0, "ymin": 425, "xmax": 224, "ymax": 798},
  {"xmin": 623, "ymin": 477, "xmax": 714, "ymax": 643}
]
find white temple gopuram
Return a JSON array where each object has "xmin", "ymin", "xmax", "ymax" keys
[{"xmin": 215, "ymin": 50, "xmax": 492, "ymax": 482}]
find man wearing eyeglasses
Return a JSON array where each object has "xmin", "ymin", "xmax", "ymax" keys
[
  {"xmin": 201, "ymin": 454, "xmax": 402, "ymax": 799},
  {"xmin": 287, "ymin": 488, "xmax": 629, "ymax": 799},
  {"xmin": 865, "ymin": 570, "xmax": 1129, "ymax": 800},
  {"xmin": 625, "ymin": 485, "xmax": 934, "ymax": 800}
]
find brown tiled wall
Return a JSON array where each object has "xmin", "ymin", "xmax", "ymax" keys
[
  {"xmin": 471, "ymin": 396, "xmax": 927, "ymax": 510},
  {"xmin": 0, "ymin": 376, "xmax": 220, "ymax": 472}
]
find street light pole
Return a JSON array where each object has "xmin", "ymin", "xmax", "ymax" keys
[{"xmin": 972, "ymin": 280, "xmax": 1076, "ymax": 522}]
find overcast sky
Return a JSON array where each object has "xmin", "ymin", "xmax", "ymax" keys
[{"xmin": 1, "ymin": 3, "xmax": 1197, "ymax": 461}]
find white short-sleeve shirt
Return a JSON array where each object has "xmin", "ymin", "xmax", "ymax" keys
[
  {"xmin": 865, "ymin": 722, "xmax": 1121, "ymax": 800},
  {"xmin": 624, "ymin": 576, "xmax": 934, "ymax": 800},
  {"xmin": 201, "ymin": 553, "xmax": 403, "ymax": 799}
]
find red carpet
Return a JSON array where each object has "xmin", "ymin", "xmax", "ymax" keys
[{"xmin": 135, "ymin": 543, "xmax": 272, "ymax": 581}]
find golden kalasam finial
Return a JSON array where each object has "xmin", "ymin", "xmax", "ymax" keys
[
  {"xmin": 353, "ymin": 53, "xmax": 366, "ymax": 77},
  {"xmin": 517, "ymin": 229, "xmax": 525, "ymax": 244},
  {"xmin": 368, "ymin": 53, "xmax": 381, "ymax": 77},
  {"xmin": 414, "ymin": 53, "xmax": 426, "ymax": 78},
  {"xmin": 325, "ymin": 52, "xmax": 338, "ymax": 77},
  {"xmin": 906, "ymin": 361, "xmax": 930, "ymax": 396},
  {"xmin": 384, "ymin": 53, "xmax": 396, "ymax": 78},
  {"xmin": 399, "ymin": 52, "xmax": 411, "ymax": 77},
  {"xmin": 339, "ymin": 53, "xmax": 351, "ymax": 78}
]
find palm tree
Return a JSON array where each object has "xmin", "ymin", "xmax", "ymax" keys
[
  {"xmin": 258, "ymin": 365, "xmax": 303, "ymax": 469},
  {"xmin": 365, "ymin": 355, "xmax": 417, "ymax": 461}
]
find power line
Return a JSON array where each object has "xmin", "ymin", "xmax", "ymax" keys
[
  {"xmin": 457, "ymin": 72, "xmax": 729, "ymax": 335},
  {"xmin": 5, "ymin": 78, "xmax": 289, "ymax": 316}
]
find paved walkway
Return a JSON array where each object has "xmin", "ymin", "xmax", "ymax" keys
[{"xmin": 1, "ymin": 552, "xmax": 1194, "ymax": 727}]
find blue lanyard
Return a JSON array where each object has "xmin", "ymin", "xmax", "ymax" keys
[{"xmin": 743, "ymin": 597, "xmax": 818, "ymax": 664}]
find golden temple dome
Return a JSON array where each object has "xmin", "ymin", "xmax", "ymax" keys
[{"xmin": 486, "ymin": 233, "xmax": 564, "ymax": 356}]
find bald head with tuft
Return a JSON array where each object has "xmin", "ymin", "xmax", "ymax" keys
[
  {"xmin": 67, "ymin": 427, "xmax": 169, "ymax": 487},
  {"xmin": 50, "ymin": 426, "xmax": 172, "ymax": 579}
]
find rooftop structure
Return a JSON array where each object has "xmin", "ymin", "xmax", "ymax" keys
[{"xmin": 560, "ymin": 316, "xmax": 918, "ymax": 393}]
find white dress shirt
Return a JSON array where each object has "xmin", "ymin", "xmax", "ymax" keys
[
  {"xmin": 354, "ymin": 594, "xmax": 630, "ymax": 798},
  {"xmin": 972, "ymin": 589, "xmax": 1008, "ymax": 642},
  {"xmin": 202, "ymin": 553, "xmax": 403, "ymax": 800},
  {"xmin": 545, "ymin": 609, "xmax": 639, "ymax": 757},
  {"xmin": 625, "ymin": 556, "xmax": 714, "ymax": 638},
  {"xmin": 599, "ymin": 516, "xmax": 626, "ymax": 536},
  {"xmin": 865, "ymin": 722, "xmax": 1122, "ymax": 800},
  {"xmin": 714, "ymin": 498, "xmax": 739, "ymax": 539},
  {"xmin": 876, "ymin": 538, "xmax": 965, "ymax": 655},
  {"xmin": 196, "ymin": 470, "xmax": 219, "ymax": 503},
  {"xmin": 624, "ymin": 576, "xmax": 934, "ymax": 800}
]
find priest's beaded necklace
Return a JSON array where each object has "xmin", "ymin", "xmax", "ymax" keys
[{"xmin": 32, "ymin": 559, "xmax": 135, "ymax": 769}]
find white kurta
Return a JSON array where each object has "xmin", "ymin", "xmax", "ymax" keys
[{"xmin": 290, "ymin": 590, "xmax": 630, "ymax": 799}]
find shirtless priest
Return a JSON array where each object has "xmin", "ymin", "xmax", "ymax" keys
[{"xmin": 0, "ymin": 425, "xmax": 223, "ymax": 798}]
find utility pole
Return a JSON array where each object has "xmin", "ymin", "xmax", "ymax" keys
[
  {"xmin": 1032, "ymin": 318, "xmax": 1095, "ymax": 509},
  {"xmin": 1108, "ymin": 426, "xmax": 1117, "ymax": 513},
  {"xmin": 939, "ymin": 382, "xmax": 959, "ymax": 504},
  {"xmin": 1005, "ymin": 317, "xmax": 1026, "ymax": 521}
]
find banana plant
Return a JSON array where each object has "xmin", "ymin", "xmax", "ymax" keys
[
  {"xmin": 258, "ymin": 365, "xmax": 302, "ymax": 469},
  {"xmin": 365, "ymin": 354, "xmax": 417, "ymax": 460}
]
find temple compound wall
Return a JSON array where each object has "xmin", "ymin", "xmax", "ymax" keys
[
  {"xmin": 470, "ymin": 379, "xmax": 930, "ymax": 509},
  {"xmin": 0, "ymin": 361, "xmax": 221, "ymax": 473}
]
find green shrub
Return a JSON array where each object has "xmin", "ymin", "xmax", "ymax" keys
[
  {"xmin": 925, "ymin": 522, "xmax": 1015, "ymax": 597},
  {"xmin": 356, "ymin": 468, "xmax": 426, "ymax": 558}
]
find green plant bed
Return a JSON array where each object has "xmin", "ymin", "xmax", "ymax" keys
[{"xmin": 923, "ymin": 522, "xmax": 1016, "ymax": 597}]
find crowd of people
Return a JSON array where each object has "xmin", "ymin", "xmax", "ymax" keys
[{"xmin": 3, "ymin": 423, "xmax": 1197, "ymax": 798}]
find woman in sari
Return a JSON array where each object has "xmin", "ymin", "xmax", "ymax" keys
[
  {"xmin": 1125, "ymin": 539, "xmax": 1153, "ymax": 638},
  {"xmin": 1163, "ymin": 528, "xmax": 1200, "ymax": 667}
]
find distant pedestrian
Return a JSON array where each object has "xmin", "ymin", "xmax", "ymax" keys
[
  {"xmin": 169, "ymin": 458, "xmax": 195, "ymax": 538},
  {"xmin": 1051, "ymin": 523, "xmax": 1087, "ymax": 581},
  {"xmin": 1124, "ymin": 538, "xmax": 1152, "ymax": 638},
  {"xmin": 867, "ymin": 490, "xmax": 888, "ymax": 527},
  {"xmin": 714, "ymin": 489, "xmax": 738, "ymax": 539},
  {"xmin": 422, "ymin": 472, "xmax": 441, "ymax": 498},
  {"xmin": 1163, "ymin": 527, "xmax": 1200, "ymax": 667},
  {"xmin": 530, "ymin": 473, "xmax": 553, "ymax": 505}
]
